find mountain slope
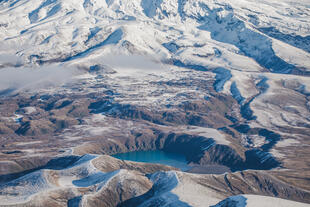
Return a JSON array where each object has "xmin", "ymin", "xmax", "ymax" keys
[{"xmin": 0, "ymin": 0, "xmax": 310, "ymax": 206}]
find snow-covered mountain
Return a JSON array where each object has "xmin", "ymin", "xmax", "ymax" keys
[
  {"xmin": 0, "ymin": 0, "xmax": 309, "ymax": 71},
  {"xmin": 0, "ymin": 0, "xmax": 310, "ymax": 206}
]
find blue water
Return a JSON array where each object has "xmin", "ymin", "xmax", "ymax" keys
[{"xmin": 112, "ymin": 150, "xmax": 190, "ymax": 171}]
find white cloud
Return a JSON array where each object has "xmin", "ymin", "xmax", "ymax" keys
[
  {"xmin": 101, "ymin": 54, "xmax": 168, "ymax": 74},
  {"xmin": 0, "ymin": 65, "xmax": 77, "ymax": 94}
]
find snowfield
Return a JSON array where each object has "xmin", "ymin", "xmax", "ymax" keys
[
  {"xmin": 212, "ymin": 194, "xmax": 310, "ymax": 207},
  {"xmin": 0, "ymin": 0, "xmax": 310, "ymax": 206},
  {"xmin": 0, "ymin": 0, "xmax": 309, "ymax": 72}
]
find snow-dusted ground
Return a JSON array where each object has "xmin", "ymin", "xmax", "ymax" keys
[
  {"xmin": 212, "ymin": 194, "xmax": 310, "ymax": 207},
  {"xmin": 0, "ymin": 0, "xmax": 309, "ymax": 71},
  {"xmin": 3, "ymin": 154, "xmax": 307, "ymax": 207},
  {"xmin": 1, "ymin": 0, "xmax": 310, "ymax": 206},
  {"xmin": 0, "ymin": 154, "xmax": 148, "ymax": 206},
  {"xmin": 1, "ymin": 0, "xmax": 309, "ymax": 119}
]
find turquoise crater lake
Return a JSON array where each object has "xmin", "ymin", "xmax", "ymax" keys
[{"xmin": 112, "ymin": 150, "xmax": 191, "ymax": 171}]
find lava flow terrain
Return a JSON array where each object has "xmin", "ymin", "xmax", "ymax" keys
[{"xmin": 0, "ymin": 0, "xmax": 310, "ymax": 206}]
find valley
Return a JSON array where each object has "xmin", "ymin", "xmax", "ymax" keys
[{"xmin": 0, "ymin": 0, "xmax": 310, "ymax": 206}]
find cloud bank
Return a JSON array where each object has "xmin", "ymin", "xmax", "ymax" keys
[{"xmin": 0, "ymin": 65, "xmax": 77, "ymax": 95}]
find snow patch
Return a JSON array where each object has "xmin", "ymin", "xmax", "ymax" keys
[{"xmin": 187, "ymin": 126, "xmax": 230, "ymax": 145}]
